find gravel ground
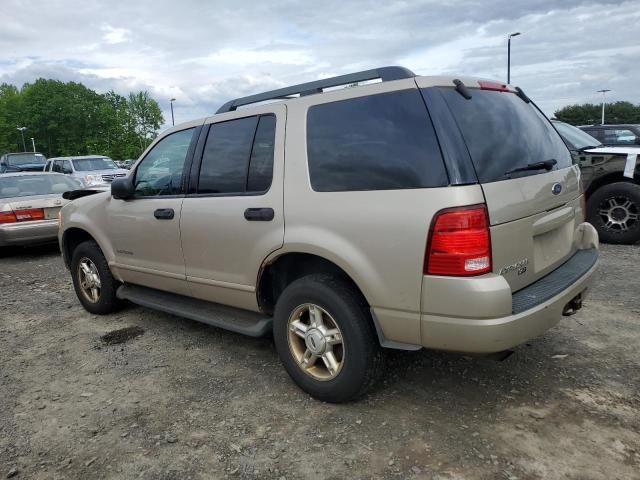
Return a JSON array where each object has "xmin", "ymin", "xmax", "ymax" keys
[{"xmin": 0, "ymin": 243, "xmax": 638, "ymax": 480}]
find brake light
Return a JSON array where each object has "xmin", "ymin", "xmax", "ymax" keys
[
  {"xmin": 478, "ymin": 80, "xmax": 510, "ymax": 92},
  {"xmin": 0, "ymin": 211, "xmax": 17, "ymax": 224},
  {"xmin": 0, "ymin": 208, "xmax": 45, "ymax": 224},
  {"xmin": 425, "ymin": 205, "xmax": 492, "ymax": 276}
]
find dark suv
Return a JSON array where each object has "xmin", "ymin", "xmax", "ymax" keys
[
  {"xmin": 0, "ymin": 152, "xmax": 47, "ymax": 173},
  {"xmin": 579, "ymin": 124, "xmax": 640, "ymax": 147}
]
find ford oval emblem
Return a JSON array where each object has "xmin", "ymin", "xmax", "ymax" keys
[{"xmin": 552, "ymin": 183, "xmax": 562, "ymax": 195}]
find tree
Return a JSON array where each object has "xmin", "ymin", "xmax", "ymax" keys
[
  {"xmin": 555, "ymin": 101, "xmax": 640, "ymax": 126},
  {"xmin": 128, "ymin": 91, "xmax": 164, "ymax": 154},
  {"xmin": 0, "ymin": 79, "xmax": 164, "ymax": 159}
]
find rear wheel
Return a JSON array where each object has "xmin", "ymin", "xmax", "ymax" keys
[
  {"xmin": 71, "ymin": 240, "xmax": 121, "ymax": 314},
  {"xmin": 587, "ymin": 182, "xmax": 640, "ymax": 244},
  {"xmin": 273, "ymin": 274, "xmax": 384, "ymax": 403}
]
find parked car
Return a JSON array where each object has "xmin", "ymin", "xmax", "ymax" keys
[
  {"xmin": 44, "ymin": 155, "xmax": 128, "ymax": 187},
  {"xmin": 0, "ymin": 172, "xmax": 82, "ymax": 247},
  {"xmin": 59, "ymin": 67, "xmax": 599, "ymax": 402},
  {"xmin": 579, "ymin": 124, "xmax": 640, "ymax": 147},
  {"xmin": 0, "ymin": 152, "xmax": 47, "ymax": 173},
  {"xmin": 553, "ymin": 120, "xmax": 640, "ymax": 244},
  {"xmin": 121, "ymin": 159, "xmax": 135, "ymax": 169}
]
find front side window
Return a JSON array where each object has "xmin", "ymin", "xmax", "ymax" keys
[
  {"xmin": 306, "ymin": 89, "xmax": 448, "ymax": 192},
  {"xmin": 134, "ymin": 128, "xmax": 194, "ymax": 197},
  {"xmin": 197, "ymin": 114, "xmax": 276, "ymax": 194}
]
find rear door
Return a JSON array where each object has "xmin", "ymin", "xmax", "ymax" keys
[
  {"xmin": 428, "ymin": 82, "xmax": 583, "ymax": 291},
  {"xmin": 179, "ymin": 104, "xmax": 285, "ymax": 311}
]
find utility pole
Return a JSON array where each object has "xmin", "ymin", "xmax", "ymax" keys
[
  {"xmin": 507, "ymin": 32, "xmax": 521, "ymax": 84},
  {"xmin": 596, "ymin": 89, "xmax": 611, "ymax": 125},
  {"xmin": 170, "ymin": 98, "xmax": 176, "ymax": 126},
  {"xmin": 30, "ymin": 138, "xmax": 36, "ymax": 152},
  {"xmin": 16, "ymin": 127, "xmax": 27, "ymax": 151}
]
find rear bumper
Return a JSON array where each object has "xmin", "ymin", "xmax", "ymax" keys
[
  {"xmin": 420, "ymin": 250, "xmax": 598, "ymax": 353},
  {"xmin": 0, "ymin": 220, "xmax": 59, "ymax": 247}
]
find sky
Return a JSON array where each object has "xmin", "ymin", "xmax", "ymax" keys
[{"xmin": 1, "ymin": 0, "xmax": 639, "ymax": 128}]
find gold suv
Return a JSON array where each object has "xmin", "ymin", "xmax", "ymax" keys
[{"xmin": 59, "ymin": 67, "xmax": 599, "ymax": 402}]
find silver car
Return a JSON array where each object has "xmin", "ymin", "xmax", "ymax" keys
[
  {"xmin": 44, "ymin": 155, "xmax": 129, "ymax": 188},
  {"xmin": 0, "ymin": 172, "xmax": 81, "ymax": 247}
]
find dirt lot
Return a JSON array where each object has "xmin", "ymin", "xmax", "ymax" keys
[{"xmin": 1, "ymin": 244, "xmax": 638, "ymax": 480}]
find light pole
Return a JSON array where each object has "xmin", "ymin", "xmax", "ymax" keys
[
  {"xmin": 170, "ymin": 98, "xmax": 176, "ymax": 126},
  {"xmin": 596, "ymin": 89, "xmax": 611, "ymax": 125},
  {"xmin": 507, "ymin": 32, "xmax": 521, "ymax": 84},
  {"xmin": 30, "ymin": 138, "xmax": 36, "ymax": 153},
  {"xmin": 16, "ymin": 127, "xmax": 27, "ymax": 151}
]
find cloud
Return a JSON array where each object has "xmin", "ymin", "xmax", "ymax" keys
[{"xmin": 0, "ymin": 0, "xmax": 638, "ymax": 126}]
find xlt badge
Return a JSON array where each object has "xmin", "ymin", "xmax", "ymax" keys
[{"xmin": 500, "ymin": 258, "xmax": 528, "ymax": 276}]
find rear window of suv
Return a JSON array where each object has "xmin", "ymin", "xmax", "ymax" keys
[
  {"xmin": 306, "ymin": 89, "xmax": 448, "ymax": 191},
  {"xmin": 438, "ymin": 87, "xmax": 572, "ymax": 183}
]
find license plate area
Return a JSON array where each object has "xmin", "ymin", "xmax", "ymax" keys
[
  {"xmin": 533, "ymin": 219, "xmax": 573, "ymax": 273},
  {"xmin": 43, "ymin": 207, "xmax": 61, "ymax": 220}
]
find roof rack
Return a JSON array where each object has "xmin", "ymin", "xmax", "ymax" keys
[{"xmin": 216, "ymin": 66, "xmax": 416, "ymax": 114}]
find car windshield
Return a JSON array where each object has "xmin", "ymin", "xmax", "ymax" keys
[
  {"xmin": 72, "ymin": 157, "xmax": 117, "ymax": 171},
  {"xmin": 0, "ymin": 175, "xmax": 82, "ymax": 199},
  {"xmin": 553, "ymin": 121, "xmax": 602, "ymax": 150},
  {"xmin": 7, "ymin": 153, "xmax": 46, "ymax": 166},
  {"xmin": 437, "ymin": 87, "xmax": 573, "ymax": 183}
]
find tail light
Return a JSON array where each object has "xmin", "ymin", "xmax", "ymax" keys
[
  {"xmin": 0, "ymin": 208, "xmax": 45, "ymax": 224},
  {"xmin": 425, "ymin": 205, "xmax": 492, "ymax": 276}
]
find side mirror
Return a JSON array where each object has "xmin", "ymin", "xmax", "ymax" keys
[{"xmin": 111, "ymin": 177, "xmax": 135, "ymax": 200}]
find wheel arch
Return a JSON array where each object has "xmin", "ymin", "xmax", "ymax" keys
[
  {"xmin": 61, "ymin": 227, "xmax": 99, "ymax": 269},
  {"xmin": 586, "ymin": 171, "xmax": 639, "ymax": 197}
]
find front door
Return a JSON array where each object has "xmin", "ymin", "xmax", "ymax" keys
[
  {"xmin": 107, "ymin": 126, "xmax": 198, "ymax": 296},
  {"xmin": 180, "ymin": 105, "xmax": 285, "ymax": 310}
]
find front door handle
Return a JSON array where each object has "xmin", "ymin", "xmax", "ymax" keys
[
  {"xmin": 244, "ymin": 208, "xmax": 274, "ymax": 221},
  {"xmin": 154, "ymin": 208, "xmax": 175, "ymax": 220}
]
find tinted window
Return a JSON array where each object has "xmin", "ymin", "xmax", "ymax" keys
[
  {"xmin": 307, "ymin": 90, "xmax": 447, "ymax": 191},
  {"xmin": 197, "ymin": 117, "xmax": 258, "ymax": 194},
  {"xmin": 72, "ymin": 157, "xmax": 117, "ymax": 171},
  {"xmin": 247, "ymin": 115, "xmax": 276, "ymax": 192},
  {"xmin": 552, "ymin": 121, "xmax": 601, "ymax": 150},
  {"xmin": 604, "ymin": 128, "xmax": 637, "ymax": 145},
  {"xmin": 6, "ymin": 153, "xmax": 46, "ymax": 166},
  {"xmin": 439, "ymin": 88, "xmax": 572, "ymax": 183},
  {"xmin": 134, "ymin": 128, "xmax": 194, "ymax": 197}
]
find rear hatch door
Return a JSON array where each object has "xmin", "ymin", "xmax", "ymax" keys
[{"xmin": 435, "ymin": 84, "xmax": 583, "ymax": 291}]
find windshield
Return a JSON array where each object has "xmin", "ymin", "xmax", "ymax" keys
[
  {"xmin": 553, "ymin": 121, "xmax": 602, "ymax": 150},
  {"xmin": 7, "ymin": 153, "xmax": 46, "ymax": 166},
  {"xmin": 437, "ymin": 87, "xmax": 573, "ymax": 183},
  {"xmin": 72, "ymin": 157, "xmax": 117, "ymax": 171},
  {"xmin": 0, "ymin": 175, "xmax": 82, "ymax": 199}
]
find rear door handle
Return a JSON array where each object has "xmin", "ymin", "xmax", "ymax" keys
[
  {"xmin": 244, "ymin": 208, "xmax": 274, "ymax": 221},
  {"xmin": 154, "ymin": 208, "xmax": 175, "ymax": 220}
]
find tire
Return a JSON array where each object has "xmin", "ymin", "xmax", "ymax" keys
[
  {"xmin": 587, "ymin": 182, "xmax": 640, "ymax": 244},
  {"xmin": 273, "ymin": 274, "xmax": 384, "ymax": 403},
  {"xmin": 70, "ymin": 240, "xmax": 121, "ymax": 314}
]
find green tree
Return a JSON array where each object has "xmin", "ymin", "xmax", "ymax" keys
[
  {"xmin": 128, "ymin": 91, "xmax": 164, "ymax": 154},
  {"xmin": 555, "ymin": 101, "xmax": 640, "ymax": 125}
]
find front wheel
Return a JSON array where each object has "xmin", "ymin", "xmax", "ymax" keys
[
  {"xmin": 71, "ymin": 240, "xmax": 121, "ymax": 314},
  {"xmin": 587, "ymin": 182, "xmax": 640, "ymax": 244},
  {"xmin": 273, "ymin": 274, "xmax": 384, "ymax": 403}
]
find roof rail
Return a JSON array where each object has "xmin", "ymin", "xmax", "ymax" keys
[{"xmin": 215, "ymin": 66, "xmax": 416, "ymax": 114}]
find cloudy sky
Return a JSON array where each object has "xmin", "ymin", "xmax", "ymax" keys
[{"xmin": 1, "ymin": 0, "xmax": 639, "ymax": 127}]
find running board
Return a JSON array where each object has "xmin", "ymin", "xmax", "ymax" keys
[{"xmin": 116, "ymin": 284, "xmax": 272, "ymax": 337}]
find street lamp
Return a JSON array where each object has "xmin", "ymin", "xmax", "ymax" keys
[
  {"xmin": 170, "ymin": 98, "xmax": 176, "ymax": 126},
  {"xmin": 507, "ymin": 32, "xmax": 521, "ymax": 84},
  {"xmin": 30, "ymin": 138, "xmax": 36, "ymax": 153},
  {"xmin": 16, "ymin": 127, "xmax": 27, "ymax": 151},
  {"xmin": 596, "ymin": 89, "xmax": 611, "ymax": 125}
]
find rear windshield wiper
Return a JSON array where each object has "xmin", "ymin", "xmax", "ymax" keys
[{"xmin": 504, "ymin": 158, "xmax": 557, "ymax": 176}]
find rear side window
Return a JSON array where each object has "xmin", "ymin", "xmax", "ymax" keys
[
  {"xmin": 438, "ymin": 88, "xmax": 572, "ymax": 183},
  {"xmin": 306, "ymin": 89, "xmax": 448, "ymax": 192},
  {"xmin": 197, "ymin": 114, "xmax": 276, "ymax": 194}
]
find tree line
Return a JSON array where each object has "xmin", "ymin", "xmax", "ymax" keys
[
  {"xmin": 0, "ymin": 79, "xmax": 164, "ymax": 159},
  {"xmin": 554, "ymin": 101, "xmax": 640, "ymax": 126}
]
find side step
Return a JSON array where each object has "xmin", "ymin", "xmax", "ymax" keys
[{"xmin": 116, "ymin": 284, "xmax": 273, "ymax": 337}]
